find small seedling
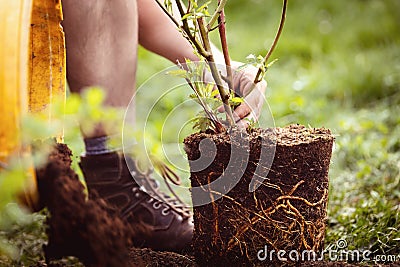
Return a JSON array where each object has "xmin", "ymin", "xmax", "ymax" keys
[{"xmin": 158, "ymin": 0, "xmax": 288, "ymax": 132}]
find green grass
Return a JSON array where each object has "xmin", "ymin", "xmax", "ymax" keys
[{"xmin": 1, "ymin": 0, "xmax": 399, "ymax": 265}]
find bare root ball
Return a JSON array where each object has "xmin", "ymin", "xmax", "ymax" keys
[{"xmin": 184, "ymin": 124, "xmax": 334, "ymax": 266}]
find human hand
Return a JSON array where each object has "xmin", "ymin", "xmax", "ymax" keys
[{"xmin": 217, "ymin": 61, "xmax": 267, "ymax": 128}]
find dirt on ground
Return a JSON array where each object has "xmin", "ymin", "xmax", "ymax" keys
[
  {"xmin": 35, "ymin": 141, "xmax": 195, "ymax": 267},
  {"xmin": 33, "ymin": 139, "xmax": 399, "ymax": 267},
  {"xmin": 36, "ymin": 142, "xmax": 135, "ymax": 266}
]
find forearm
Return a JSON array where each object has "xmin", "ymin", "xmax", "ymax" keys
[{"xmin": 137, "ymin": 0, "xmax": 198, "ymax": 64}]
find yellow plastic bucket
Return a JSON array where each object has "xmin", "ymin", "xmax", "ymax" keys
[{"xmin": 0, "ymin": 0, "xmax": 65, "ymax": 211}]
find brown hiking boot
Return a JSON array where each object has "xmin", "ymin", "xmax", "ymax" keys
[{"xmin": 79, "ymin": 152, "xmax": 193, "ymax": 252}]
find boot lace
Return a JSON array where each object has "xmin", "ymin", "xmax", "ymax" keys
[{"xmin": 130, "ymin": 159, "xmax": 192, "ymax": 219}]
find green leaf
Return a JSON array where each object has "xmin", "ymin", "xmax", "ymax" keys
[
  {"xmin": 197, "ymin": 1, "xmax": 211, "ymax": 12},
  {"xmin": 266, "ymin": 58, "xmax": 279, "ymax": 69},
  {"xmin": 0, "ymin": 239, "xmax": 18, "ymax": 260},
  {"xmin": 164, "ymin": 0, "xmax": 173, "ymax": 13},
  {"xmin": 204, "ymin": 98, "xmax": 221, "ymax": 110},
  {"xmin": 189, "ymin": 0, "xmax": 198, "ymax": 8},
  {"xmin": 229, "ymin": 97, "xmax": 244, "ymax": 105},
  {"xmin": 246, "ymin": 54, "xmax": 257, "ymax": 62},
  {"xmin": 204, "ymin": 83, "xmax": 214, "ymax": 95},
  {"xmin": 192, "ymin": 114, "xmax": 211, "ymax": 132},
  {"xmin": 211, "ymin": 89, "xmax": 220, "ymax": 97},
  {"xmin": 181, "ymin": 13, "xmax": 191, "ymax": 21},
  {"xmin": 84, "ymin": 87, "xmax": 105, "ymax": 107},
  {"xmin": 166, "ymin": 69, "xmax": 189, "ymax": 79},
  {"xmin": 64, "ymin": 94, "xmax": 81, "ymax": 114}
]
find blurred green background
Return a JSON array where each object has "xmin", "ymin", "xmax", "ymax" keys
[{"xmin": 1, "ymin": 0, "xmax": 400, "ymax": 265}]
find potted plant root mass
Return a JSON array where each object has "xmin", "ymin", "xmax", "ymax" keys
[
  {"xmin": 184, "ymin": 124, "xmax": 334, "ymax": 265},
  {"xmin": 158, "ymin": 0, "xmax": 335, "ymax": 265}
]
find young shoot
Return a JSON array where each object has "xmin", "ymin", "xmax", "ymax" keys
[{"xmin": 159, "ymin": 0, "xmax": 288, "ymax": 132}]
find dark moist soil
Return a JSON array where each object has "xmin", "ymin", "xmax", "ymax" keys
[
  {"xmin": 34, "ymin": 141, "xmax": 195, "ymax": 267},
  {"xmin": 33, "ymin": 139, "xmax": 400, "ymax": 267},
  {"xmin": 35, "ymin": 142, "xmax": 134, "ymax": 266},
  {"xmin": 184, "ymin": 124, "xmax": 335, "ymax": 266}
]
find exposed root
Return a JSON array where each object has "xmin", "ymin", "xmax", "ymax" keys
[
  {"xmin": 185, "ymin": 125, "xmax": 334, "ymax": 265},
  {"xmin": 207, "ymin": 173, "xmax": 221, "ymax": 247},
  {"xmin": 224, "ymin": 181, "xmax": 328, "ymax": 255}
]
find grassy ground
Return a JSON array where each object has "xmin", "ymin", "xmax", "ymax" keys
[{"xmin": 1, "ymin": 0, "xmax": 399, "ymax": 265}]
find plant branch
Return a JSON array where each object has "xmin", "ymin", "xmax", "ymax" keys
[
  {"xmin": 207, "ymin": 0, "xmax": 228, "ymax": 31},
  {"xmin": 253, "ymin": 0, "xmax": 288, "ymax": 84},
  {"xmin": 185, "ymin": 77, "xmax": 225, "ymax": 132},
  {"xmin": 174, "ymin": 61, "xmax": 224, "ymax": 132},
  {"xmin": 217, "ymin": 7, "xmax": 234, "ymax": 96},
  {"xmin": 155, "ymin": 0, "xmax": 180, "ymax": 28},
  {"xmin": 198, "ymin": 17, "xmax": 235, "ymax": 126},
  {"xmin": 174, "ymin": 0, "xmax": 186, "ymax": 19},
  {"xmin": 171, "ymin": 0, "xmax": 210, "ymax": 58}
]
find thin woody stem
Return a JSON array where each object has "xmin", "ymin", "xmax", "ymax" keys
[
  {"xmin": 175, "ymin": 62, "xmax": 223, "ymax": 132},
  {"xmin": 157, "ymin": 0, "xmax": 235, "ymax": 127},
  {"xmin": 198, "ymin": 17, "xmax": 235, "ymax": 126},
  {"xmin": 254, "ymin": 0, "xmax": 288, "ymax": 84},
  {"xmin": 174, "ymin": 0, "xmax": 186, "ymax": 20},
  {"xmin": 184, "ymin": 77, "xmax": 225, "ymax": 132},
  {"xmin": 207, "ymin": 0, "xmax": 228, "ymax": 31},
  {"xmin": 169, "ymin": 0, "xmax": 210, "ymax": 58},
  {"xmin": 154, "ymin": 0, "xmax": 180, "ymax": 28},
  {"xmin": 218, "ymin": 7, "xmax": 234, "ymax": 95}
]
